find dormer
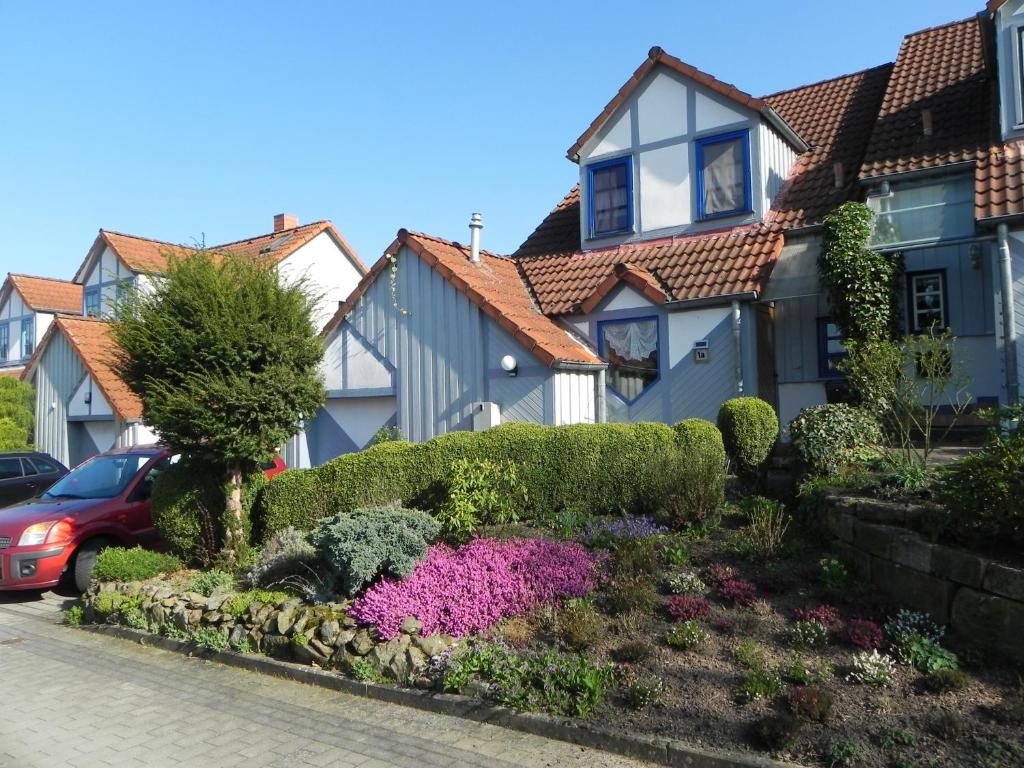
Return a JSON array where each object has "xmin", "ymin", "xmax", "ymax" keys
[
  {"xmin": 992, "ymin": 0, "xmax": 1024, "ymax": 140},
  {"xmin": 568, "ymin": 47, "xmax": 807, "ymax": 250}
]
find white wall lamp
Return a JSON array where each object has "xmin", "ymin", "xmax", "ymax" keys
[{"xmin": 500, "ymin": 354, "xmax": 518, "ymax": 377}]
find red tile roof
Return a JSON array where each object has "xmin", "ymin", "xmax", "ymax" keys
[
  {"xmin": 567, "ymin": 47, "xmax": 805, "ymax": 161},
  {"xmin": 5, "ymin": 274, "xmax": 83, "ymax": 314},
  {"xmin": 516, "ymin": 225, "xmax": 784, "ymax": 316},
  {"xmin": 515, "ymin": 186, "xmax": 582, "ymax": 258},
  {"xmin": 579, "ymin": 264, "xmax": 669, "ymax": 314},
  {"xmin": 324, "ymin": 230, "xmax": 600, "ymax": 367},
  {"xmin": 976, "ymin": 140, "xmax": 1024, "ymax": 219},
  {"xmin": 26, "ymin": 316, "xmax": 142, "ymax": 421},
  {"xmin": 765, "ymin": 64, "xmax": 893, "ymax": 228},
  {"xmin": 859, "ymin": 17, "xmax": 995, "ymax": 179},
  {"xmin": 83, "ymin": 221, "xmax": 366, "ymax": 279}
]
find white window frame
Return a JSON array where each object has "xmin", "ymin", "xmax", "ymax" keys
[{"xmin": 908, "ymin": 271, "xmax": 948, "ymax": 333}]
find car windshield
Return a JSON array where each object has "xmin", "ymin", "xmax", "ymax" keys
[{"xmin": 42, "ymin": 454, "xmax": 155, "ymax": 500}]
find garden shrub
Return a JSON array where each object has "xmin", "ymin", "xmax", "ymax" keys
[
  {"xmin": 601, "ymin": 576, "xmax": 659, "ymax": 615},
  {"xmin": 717, "ymin": 397, "xmax": 779, "ymax": 476},
  {"xmin": 936, "ymin": 434, "xmax": 1024, "ymax": 545},
  {"xmin": 846, "ymin": 650, "xmax": 895, "ymax": 687},
  {"xmin": 793, "ymin": 605, "xmax": 841, "ymax": 628},
  {"xmin": 151, "ymin": 458, "xmax": 267, "ymax": 564},
  {"xmin": 786, "ymin": 620, "xmax": 829, "ymax": 649},
  {"xmin": 254, "ymin": 422, "xmax": 679, "ymax": 540},
  {"xmin": 433, "ymin": 457, "xmax": 526, "ymax": 543},
  {"xmin": 788, "ymin": 403, "xmax": 882, "ymax": 476},
  {"xmin": 188, "ymin": 569, "xmax": 234, "ymax": 596},
  {"xmin": 844, "ymin": 618, "xmax": 883, "ymax": 650},
  {"xmin": 309, "ymin": 506, "xmax": 440, "ymax": 597},
  {"xmin": 666, "ymin": 594, "xmax": 711, "ymax": 622},
  {"xmin": 245, "ymin": 526, "xmax": 319, "ymax": 589},
  {"xmin": 718, "ymin": 578, "xmax": 757, "ymax": 607},
  {"xmin": 740, "ymin": 496, "xmax": 790, "ymax": 559},
  {"xmin": 922, "ymin": 668, "xmax": 969, "ymax": 693},
  {"xmin": 621, "ymin": 671, "xmax": 664, "ymax": 709},
  {"xmin": 350, "ymin": 538, "xmax": 603, "ymax": 639},
  {"xmin": 754, "ymin": 713, "xmax": 803, "ymax": 751},
  {"xmin": 612, "ymin": 640, "xmax": 653, "ymax": 663},
  {"xmin": 557, "ymin": 599, "xmax": 605, "ymax": 651},
  {"xmin": 665, "ymin": 620, "xmax": 708, "ymax": 651},
  {"xmin": 440, "ymin": 642, "xmax": 614, "ymax": 717},
  {"xmin": 91, "ymin": 547, "xmax": 183, "ymax": 583},
  {"xmin": 654, "ymin": 419, "xmax": 727, "ymax": 526},
  {"xmin": 608, "ymin": 536, "xmax": 661, "ymax": 577},
  {"xmin": 665, "ymin": 570, "xmax": 707, "ymax": 595},
  {"xmin": 736, "ymin": 668, "xmax": 782, "ymax": 702}
]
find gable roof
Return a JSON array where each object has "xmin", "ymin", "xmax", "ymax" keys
[
  {"xmin": 3, "ymin": 274, "xmax": 83, "ymax": 314},
  {"xmin": 859, "ymin": 17, "xmax": 995, "ymax": 179},
  {"xmin": 516, "ymin": 224, "xmax": 784, "ymax": 316},
  {"xmin": 74, "ymin": 221, "xmax": 366, "ymax": 282},
  {"xmin": 24, "ymin": 316, "xmax": 142, "ymax": 421},
  {"xmin": 324, "ymin": 230, "xmax": 601, "ymax": 367},
  {"xmin": 578, "ymin": 263, "xmax": 670, "ymax": 315},
  {"xmin": 567, "ymin": 46, "xmax": 808, "ymax": 161},
  {"xmin": 765, "ymin": 64, "xmax": 894, "ymax": 229}
]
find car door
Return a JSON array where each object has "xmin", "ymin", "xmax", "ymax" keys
[
  {"xmin": 16, "ymin": 458, "xmax": 43, "ymax": 503},
  {"xmin": 117, "ymin": 455, "xmax": 173, "ymax": 543},
  {"xmin": 25, "ymin": 456, "xmax": 66, "ymax": 496},
  {"xmin": 0, "ymin": 457, "xmax": 25, "ymax": 508}
]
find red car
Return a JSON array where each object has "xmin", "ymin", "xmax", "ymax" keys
[{"xmin": 0, "ymin": 446, "xmax": 286, "ymax": 593}]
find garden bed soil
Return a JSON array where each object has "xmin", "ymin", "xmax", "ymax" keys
[{"xmin": 481, "ymin": 520, "xmax": 1024, "ymax": 768}]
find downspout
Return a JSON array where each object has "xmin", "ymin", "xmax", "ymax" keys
[
  {"xmin": 596, "ymin": 368, "xmax": 607, "ymax": 423},
  {"xmin": 998, "ymin": 224, "xmax": 1019, "ymax": 404},
  {"xmin": 732, "ymin": 299, "xmax": 744, "ymax": 396}
]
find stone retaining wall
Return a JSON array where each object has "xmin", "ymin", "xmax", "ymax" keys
[
  {"xmin": 819, "ymin": 492, "xmax": 1024, "ymax": 661},
  {"xmin": 82, "ymin": 581, "xmax": 459, "ymax": 684}
]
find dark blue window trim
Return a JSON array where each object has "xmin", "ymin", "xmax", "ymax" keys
[
  {"xmin": 84, "ymin": 286, "xmax": 101, "ymax": 318},
  {"xmin": 817, "ymin": 317, "xmax": 846, "ymax": 380},
  {"xmin": 597, "ymin": 314, "xmax": 660, "ymax": 405},
  {"xmin": 695, "ymin": 129, "xmax": 752, "ymax": 221},
  {"xmin": 586, "ymin": 156, "xmax": 634, "ymax": 239}
]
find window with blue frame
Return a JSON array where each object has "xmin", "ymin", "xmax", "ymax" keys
[
  {"xmin": 599, "ymin": 317, "xmax": 659, "ymax": 402},
  {"xmin": 115, "ymin": 277, "xmax": 136, "ymax": 317},
  {"xmin": 20, "ymin": 317, "xmax": 34, "ymax": 358},
  {"xmin": 587, "ymin": 157, "xmax": 633, "ymax": 237},
  {"xmin": 84, "ymin": 287, "xmax": 101, "ymax": 318},
  {"xmin": 0, "ymin": 324, "xmax": 8, "ymax": 360},
  {"xmin": 817, "ymin": 319, "xmax": 846, "ymax": 379},
  {"xmin": 696, "ymin": 130, "xmax": 751, "ymax": 220}
]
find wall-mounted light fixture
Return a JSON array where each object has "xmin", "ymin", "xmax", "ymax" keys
[{"xmin": 500, "ymin": 354, "xmax": 518, "ymax": 377}]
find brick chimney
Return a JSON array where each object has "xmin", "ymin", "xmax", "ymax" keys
[{"xmin": 274, "ymin": 213, "xmax": 299, "ymax": 232}]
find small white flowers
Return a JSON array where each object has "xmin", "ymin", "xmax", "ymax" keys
[
  {"xmin": 665, "ymin": 571, "xmax": 708, "ymax": 595},
  {"xmin": 846, "ymin": 649, "xmax": 896, "ymax": 687}
]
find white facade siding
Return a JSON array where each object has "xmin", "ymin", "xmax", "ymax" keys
[
  {"xmin": 550, "ymin": 372, "xmax": 597, "ymax": 425},
  {"xmin": 81, "ymin": 246, "xmax": 135, "ymax": 317},
  {"xmin": 31, "ymin": 330, "xmax": 84, "ymax": 466},
  {"xmin": 68, "ymin": 374, "xmax": 113, "ymax": 418},
  {"xmin": 276, "ymin": 231, "xmax": 364, "ymax": 331},
  {"xmin": 759, "ymin": 122, "xmax": 798, "ymax": 215},
  {"xmin": 0, "ymin": 290, "xmax": 53, "ymax": 369}
]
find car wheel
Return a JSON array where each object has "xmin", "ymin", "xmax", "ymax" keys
[{"xmin": 72, "ymin": 539, "xmax": 109, "ymax": 594}]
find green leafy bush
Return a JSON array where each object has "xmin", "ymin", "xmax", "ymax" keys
[
  {"xmin": 717, "ymin": 398, "xmax": 779, "ymax": 476},
  {"xmin": 189, "ymin": 569, "xmax": 234, "ymax": 596},
  {"xmin": 621, "ymin": 672, "xmax": 664, "ymax": 709},
  {"xmin": 736, "ymin": 668, "xmax": 782, "ymax": 702},
  {"xmin": 653, "ymin": 419, "xmax": 727, "ymax": 526},
  {"xmin": 789, "ymin": 404, "xmax": 882, "ymax": 476},
  {"xmin": 245, "ymin": 526, "xmax": 319, "ymax": 589},
  {"xmin": 936, "ymin": 434, "xmax": 1024, "ymax": 545},
  {"xmin": 63, "ymin": 605, "xmax": 85, "ymax": 626},
  {"xmin": 254, "ymin": 422, "xmax": 679, "ymax": 540},
  {"xmin": 308, "ymin": 506, "xmax": 440, "ymax": 596},
  {"xmin": 0, "ymin": 377, "xmax": 34, "ymax": 450},
  {"xmin": 151, "ymin": 458, "xmax": 267, "ymax": 564},
  {"xmin": 190, "ymin": 626, "xmax": 230, "ymax": 652},
  {"xmin": 91, "ymin": 547, "xmax": 183, "ymax": 583},
  {"xmin": 434, "ymin": 458, "xmax": 526, "ymax": 543},
  {"xmin": 741, "ymin": 496, "xmax": 790, "ymax": 559},
  {"xmin": 665, "ymin": 620, "xmax": 708, "ymax": 651},
  {"xmin": 824, "ymin": 739, "xmax": 866, "ymax": 767}
]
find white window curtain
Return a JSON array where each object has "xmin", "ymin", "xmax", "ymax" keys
[
  {"xmin": 603, "ymin": 319, "xmax": 657, "ymax": 361},
  {"xmin": 703, "ymin": 138, "xmax": 745, "ymax": 215}
]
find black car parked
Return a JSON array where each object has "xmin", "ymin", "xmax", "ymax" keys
[{"xmin": 0, "ymin": 452, "xmax": 69, "ymax": 508}]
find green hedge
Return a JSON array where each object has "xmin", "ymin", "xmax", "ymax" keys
[
  {"xmin": 253, "ymin": 422, "xmax": 680, "ymax": 542},
  {"xmin": 673, "ymin": 418, "xmax": 727, "ymax": 464},
  {"xmin": 717, "ymin": 397, "xmax": 779, "ymax": 475},
  {"xmin": 92, "ymin": 546, "xmax": 183, "ymax": 583},
  {"xmin": 151, "ymin": 459, "xmax": 268, "ymax": 564}
]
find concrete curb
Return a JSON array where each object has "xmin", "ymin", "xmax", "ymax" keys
[{"xmin": 80, "ymin": 623, "xmax": 803, "ymax": 768}]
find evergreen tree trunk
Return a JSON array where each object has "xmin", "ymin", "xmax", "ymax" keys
[{"xmin": 222, "ymin": 463, "xmax": 248, "ymax": 567}]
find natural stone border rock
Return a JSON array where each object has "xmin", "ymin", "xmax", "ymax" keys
[
  {"xmin": 817, "ymin": 491, "xmax": 1024, "ymax": 662},
  {"xmin": 79, "ymin": 622, "xmax": 803, "ymax": 768}
]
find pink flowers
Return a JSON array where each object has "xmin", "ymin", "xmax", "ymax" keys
[
  {"xmin": 349, "ymin": 538, "xmax": 604, "ymax": 640},
  {"xmin": 793, "ymin": 605, "xmax": 841, "ymax": 628},
  {"xmin": 844, "ymin": 618, "xmax": 883, "ymax": 650},
  {"xmin": 667, "ymin": 595, "xmax": 711, "ymax": 622},
  {"xmin": 717, "ymin": 578, "xmax": 757, "ymax": 607}
]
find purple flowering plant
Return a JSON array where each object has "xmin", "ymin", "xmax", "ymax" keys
[{"xmin": 350, "ymin": 537, "xmax": 605, "ymax": 639}]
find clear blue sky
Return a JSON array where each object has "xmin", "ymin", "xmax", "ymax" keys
[{"xmin": 1, "ymin": 1, "xmax": 978, "ymax": 277}]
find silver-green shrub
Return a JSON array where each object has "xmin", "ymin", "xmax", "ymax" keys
[
  {"xmin": 309, "ymin": 506, "xmax": 440, "ymax": 596},
  {"xmin": 246, "ymin": 526, "xmax": 319, "ymax": 589}
]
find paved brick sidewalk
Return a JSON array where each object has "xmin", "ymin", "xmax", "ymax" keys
[{"xmin": 0, "ymin": 593, "xmax": 650, "ymax": 768}]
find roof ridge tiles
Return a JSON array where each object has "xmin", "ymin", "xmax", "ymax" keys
[
  {"xmin": 8, "ymin": 273, "xmax": 78, "ymax": 284},
  {"xmin": 214, "ymin": 220, "xmax": 330, "ymax": 248},
  {"xmin": 101, "ymin": 229, "xmax": 194, "ymax": 248}
]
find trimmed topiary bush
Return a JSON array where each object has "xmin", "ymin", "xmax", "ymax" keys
[
  {"xmin": 254, "ymin": 422, "xmax": 679, "ymax": 540},
  {"xmin": 151, "ymin": 458, "xmax": 267, "ymax": 565},
  {"xmin": 717, "ymin": 397, "xmax": 779, "ymax": 476},
  {"xmin": 91, "ymin": 546, "xmax": 183, "ymax": 583},
  {"xmin": 309, "ymin": 506, "xmax": 440, "ymax": 597},
  {"xmin": 788, "ymin": 403, "xmax": 882, "ymax": 476}
]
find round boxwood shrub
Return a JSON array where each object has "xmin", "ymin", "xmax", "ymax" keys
[
  {"xmin": 673, "ymin": 418, "xmax": 726, "ymax": 462},
  {"xmin": 717, "ymin": 397, "xmax": 779, "ymax": 475},
  {"xmin": 788, "ymin": 403, "xmax": 882, "ymax": 476},
  {"xmin": 151, "ymin": 459, "xmax": 267, "ymax": 564}
]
